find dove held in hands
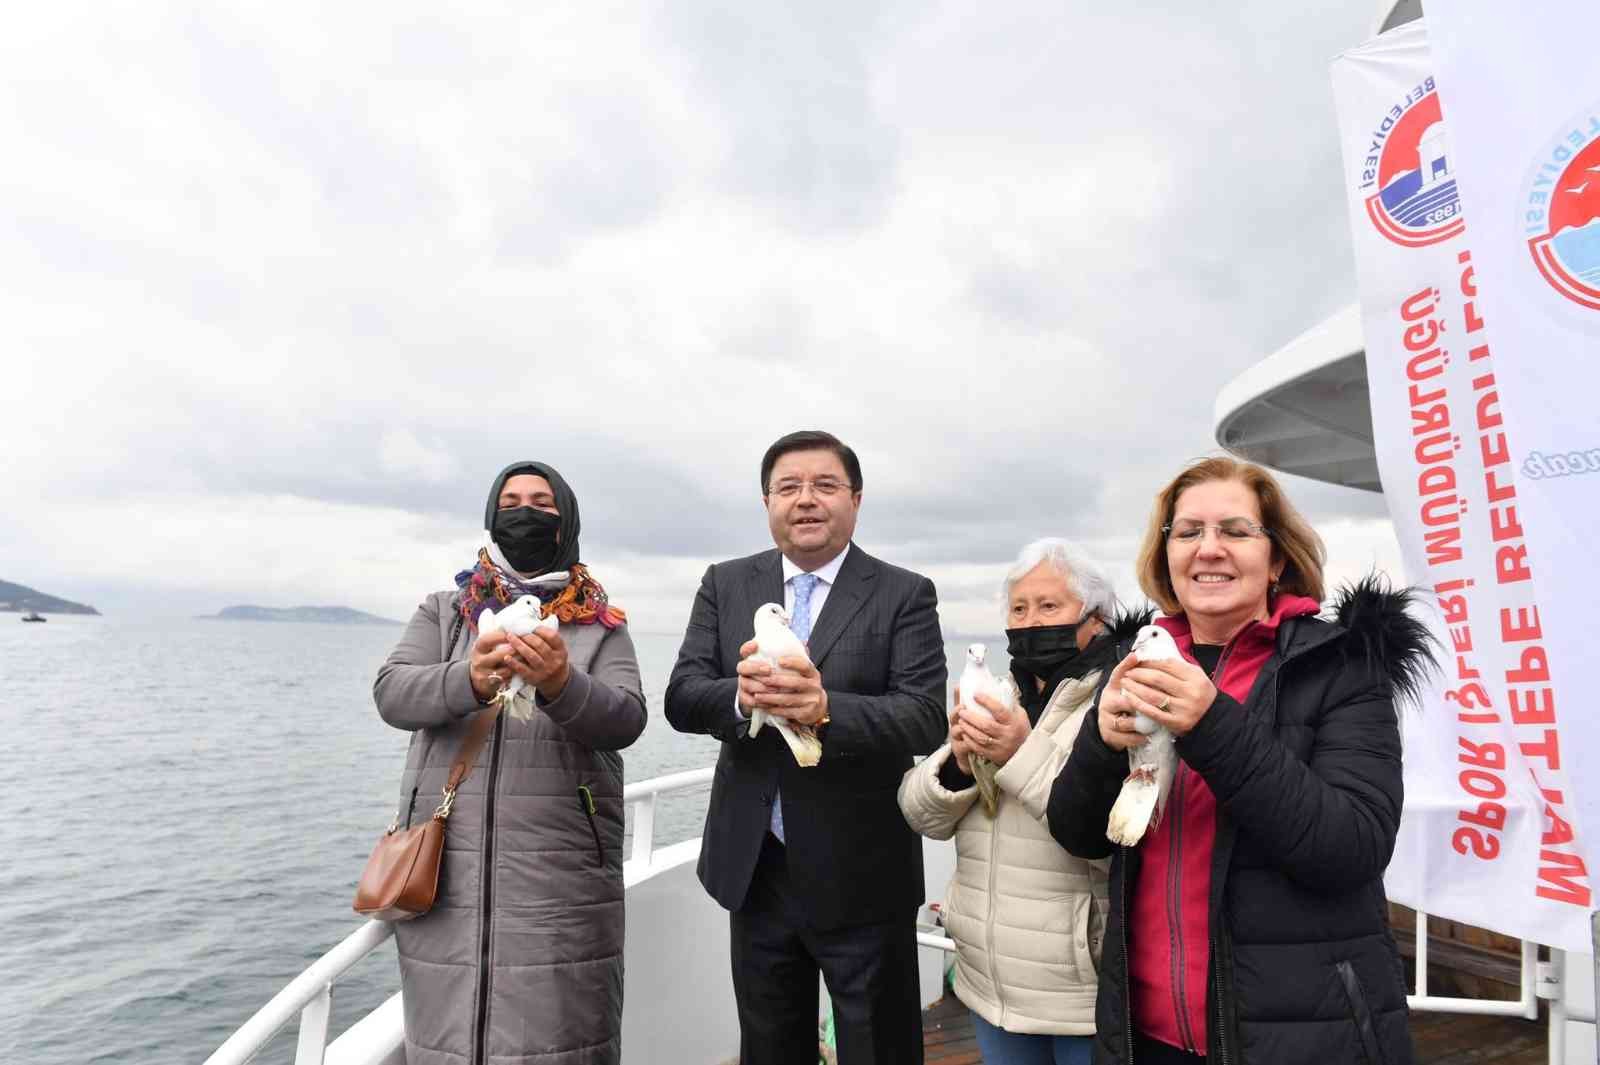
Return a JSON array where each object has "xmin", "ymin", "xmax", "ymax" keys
[
  {"xmin": 746, "ymin": 603, "xmax": 824, "ymax": 767},
  {"xmin": 478, "ymin": 595, "xmax": 561, "ymax": 722},
  {"xmin": 1105, "ymin": 625, "xmax": 1183, "ymax": 847}
]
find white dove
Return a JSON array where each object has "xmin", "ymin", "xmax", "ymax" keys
[
  {"xmin": 477, "ymin": 595, "xmax": 560, "ymax": 722},
  {"xmin": 747, "ymin": 603, "xmax": 823, "ymax": 767},
  {"xmin": 1105, "ymin": 624, "xmax": 1182, "ymax": 847},
  {"xmin": 957, "ymin": 644, "xmax": 1020, "ymax": 818}
]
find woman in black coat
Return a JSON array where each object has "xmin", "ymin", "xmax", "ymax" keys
[{"xmin": 1047, "ymin": 457, "xmax": 1432, "ymax": 1065}]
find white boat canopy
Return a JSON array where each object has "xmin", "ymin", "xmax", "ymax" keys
[{"xmin": 1212, "ymin": 304, "xmax": 1380, "ymax": 492}]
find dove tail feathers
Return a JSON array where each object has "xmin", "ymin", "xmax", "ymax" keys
[
  {"xmin": 971, "ymin": 757, "xmax": 1001, "ymax": 818},
  {"xmin": 494, "ymin": 680, "xmax": 536, "ymax": 723},
  {"xmin": 790, "ymin": 735, "xmax": 822, "ymax": 768},
  {"xmin": 780, "ymin": 723, "xmax": 822, "ymax": 767},
  {"xmin": 764, "ymin": 718, "xmax": 822, "ymax": 767},
  {"xmin": 1106, "ymin": 767, "xmax": 1161, "ymax": 847}
]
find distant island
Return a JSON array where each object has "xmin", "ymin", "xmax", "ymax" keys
[
  {"xmin": 200, "ymin": 605, "xmax": 400, "ymax": 625},
  {"xmin": 0, "ymin": 579, "xmax": 100, "ymax": 615}
]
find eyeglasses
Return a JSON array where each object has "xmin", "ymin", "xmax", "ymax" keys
[
  {"xmin": 1163, "ymin": 518, "xmax": 1271, "ymax": 544},
  {"xmin": 767, "ymin": 477, "xmax": 853, "ymax": 500}
]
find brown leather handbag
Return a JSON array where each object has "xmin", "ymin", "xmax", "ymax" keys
[{"xmin": 354, "ymin": 703, "xmax": 502, "ymax": 921}]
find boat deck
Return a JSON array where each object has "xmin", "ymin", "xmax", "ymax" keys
[{"xmin": 921, "ymin": 995, "xmax": 1546, "ymax": 1064}]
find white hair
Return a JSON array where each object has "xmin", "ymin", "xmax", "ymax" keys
[{"xmin": 1001, "ymin": 538, "xmax": 1118, "ymax": 623}]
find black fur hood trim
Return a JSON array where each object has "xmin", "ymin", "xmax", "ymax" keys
[
  {"xmin": 1324, "ymin": 574, "xmax": 1440, "ymax": 709},
  {"xmin": 1104, "ymin": 606, "xmax": 1157, "ymax": 645}
]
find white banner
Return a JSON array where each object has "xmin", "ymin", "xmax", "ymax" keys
[
  {"xmin": 1333, "ymin": 19, "xmax": 1593, "ymax": 952},
  {"xmin": 1422, "ymin": 1, "xmax": 1600, "ymax": 949}
]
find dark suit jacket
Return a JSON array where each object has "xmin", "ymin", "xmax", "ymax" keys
[{"xmin": 665, "ymin": 544, "xmax": 948, "ymax": 930}]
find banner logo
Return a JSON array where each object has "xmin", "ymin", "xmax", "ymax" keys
[
  {"xmin": 1523, "ymin": 104, "xmax": 1600, "ymax": 311},
  {"xmin": 1360, "ymin": 84, "xmax": 1464, "ymax": 247}
]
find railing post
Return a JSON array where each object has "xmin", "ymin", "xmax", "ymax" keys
[
  {"xmin": 294, "ymin": 983, "xmax": 333, "ymax": 1065},
  {"xmin": 631, "ymin": 792, "xmax": 656, "ymax": 869},
  {"xmin": 1592, "ymin": 911, "xmax": 1600, "ymax": 1056},
  {"xmin": 1547, "ymin": 949, "xmax": 1566, "ymax": 1065},
  {"xmin": 1523, "ymin": 938, "xmax": 1540, "ymax": 1021},
  {"xmin": 1415, "ymin": 909, "xmax": 1429, "ymax": 998},
  {"xmin": 205, "ymin": 920, "xmax": 393, "ymax": 1065}
]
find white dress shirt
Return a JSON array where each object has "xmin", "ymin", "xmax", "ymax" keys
[{"xmin": 778, "ymin": 543, "xmax": 847, "ymax": 629}]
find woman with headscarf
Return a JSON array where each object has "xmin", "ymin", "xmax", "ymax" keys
[
  {"xmin": 898, "ymin": 539, "xmax": 1147, "ymax": 1065},
  {"xmin": 373, "ymin": 461, "xmax": 646, "ymax": 1065},
  {"xmin": 1046, "ymin": 457, "xmax": 1433, "ymax": 1065}
]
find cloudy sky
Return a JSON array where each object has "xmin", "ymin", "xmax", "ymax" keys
[{"xmin": 2, "ymin": 1, "xmax": 1404, "ymax": 634}]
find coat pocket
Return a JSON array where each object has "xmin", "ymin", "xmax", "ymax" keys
[
  {"xmin": 1065, "ymin": 890, "xmax": 1100, "ymax": 982},
  {"xmin": 577, "ymin": 785, "xmax": 604, "ymax": 867},
  {"xmin": 1085, "ymin": 892, "xmax": 1106, "ymax": 975},
  {"xmin": 1336, "ymin": 959, "xmax": 1389, "ymax": 1065}
]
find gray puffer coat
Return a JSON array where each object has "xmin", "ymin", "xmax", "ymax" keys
[{"xmin": 373, "ymin": 588, "xmax": 647, "ymax": 1065}]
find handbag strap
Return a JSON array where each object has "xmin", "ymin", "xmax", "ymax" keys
[{"xmin": 433, "ymin": 700, "xmax": 503, "ymax": 819}]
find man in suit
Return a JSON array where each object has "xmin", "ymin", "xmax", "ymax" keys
[{"xmin": 666, "ymin": 430, "xmax": 948, "ymax": 1065}]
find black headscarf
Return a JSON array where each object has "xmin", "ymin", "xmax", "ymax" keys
[{"xmin": 484, "ymin": 461, "xmax": 582, "ymax": 574}]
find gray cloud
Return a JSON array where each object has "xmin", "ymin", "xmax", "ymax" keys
[
  {"xmin": 2, "ymin": 0, "xmax": 1402, "ymax": 622},
  {"xmin": 493, "ymin": 92, "xmax": 677, "ymax": 262},
  {"xmin": 659, "ymin": 0, "xmax": 904, "ymax": 231},
  {"xmin": 180, "ymin": 12, "xmax": 451, "ymax": 230}
]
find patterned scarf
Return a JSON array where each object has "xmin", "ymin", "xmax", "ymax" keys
[{"xmin": 454, "ymin": 548, "xmax": 627, "ymax": 633}]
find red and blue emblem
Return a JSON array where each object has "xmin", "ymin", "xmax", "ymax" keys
[
  {"xmin": 1522, "ymin": 104, "xmax": 1600, "ymax": 312},
  {"xmin": 1362, "ymin": 86, "xmax": 1464, "ymax": 247}
]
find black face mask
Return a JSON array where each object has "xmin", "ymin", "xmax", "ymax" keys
[
  {"xmin": 1005, "ymin": 618, "xmax": 1100, "ymax": 678},
  {"xmin": 493, "ymin": 507, "xmax": 562, "ymax": 574}
]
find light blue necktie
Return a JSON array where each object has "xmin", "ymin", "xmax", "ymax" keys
[
  {"xmin": 771, "ymin": 573, "xmax": 820, "ymax": 843},
  {"xmin": 790, "ymin": 573, "xmax": 819, "ymax": 642}
]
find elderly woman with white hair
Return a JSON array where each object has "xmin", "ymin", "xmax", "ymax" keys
[{"xmin": 898, "ymin": 539, "xmax": 1147, "ymax": 1065}]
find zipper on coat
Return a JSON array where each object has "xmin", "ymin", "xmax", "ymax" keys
[
  {"xmin": 1120, "ymin": 847, "xmax": 1135, "ymax": 1065},
  {"xmin": 983, "ymin": 802, "xmax": 1006, "ymax": 1022},
  {"xmin": 577, "ymin": 785, "xmax": 604, "ymax": 866},
  {"xmin": 402, "ymin": 785, "xmax": 419, "ymax": 830},
  {"xmin": 1211, "ymin": 929, "xmax": 1232, "ymax": 1065},
  {"xmin": 1203, "ymin": 630, "xmax": 1267, "ymax": 1061},
  {"xmin": 1166, "ymin": 766, "xmax": 1200, "ymax": 1054},
  {"xmin": 1336, "ymin": 960, "xmax": 1387, "ymax": 1065},
  {"xmin": 1190, "ymin": 635, "xmax": 1240, "ymax": 1062},
  {"xmin": 471, "ymin": 712, "xmax": 507, "ymax": 1065}
]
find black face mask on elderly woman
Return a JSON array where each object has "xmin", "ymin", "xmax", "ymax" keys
[
  {"xmin": 1005, "ymin": 616, "xmax": 1100, "ymax": 678},
  {"xmin": 493, "ymin": 507, "xmax": 562, "ymax": 574}
]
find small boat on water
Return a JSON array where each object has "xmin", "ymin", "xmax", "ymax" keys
[{"xmin": 20, "ymin": 611, "xmax": 46, "ymax": 623}]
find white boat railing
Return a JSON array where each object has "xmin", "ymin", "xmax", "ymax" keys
[
  {"xmin": 1407, "ymin": 907, "xmax": 1540, "ymax": 1019},
  {"xmin": 204, "ymin": 762, "xmax": 1572, "ymax": 1064},
  {"xmin": 624, "ymin": 766, "xmax": 713, "ymax": 872},
  {"xmin": 203, "ymin": 920, "xmax": 395, "ymax": 1065},
  {"xmin": 918, "ymin": 908, "xmax": 1545, "ymax": 1022},
  {"xmin": 202, "ymin": 766, "xmax": 716, "ymax": 1065}
]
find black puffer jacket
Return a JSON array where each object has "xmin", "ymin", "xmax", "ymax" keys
[{"xmin": 1047, "ymin": 578, "xmax": 1434, "ymax": 1065}]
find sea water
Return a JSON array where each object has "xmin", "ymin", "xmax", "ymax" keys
[{"xmin": 0, "ymin": 615, "xmax": 984, "ymax": 1063}]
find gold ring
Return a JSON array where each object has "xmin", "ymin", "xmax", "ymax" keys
[
  {"xmin": 487, "ymin": 672, "xmax": 503, "ymax": 690},
  {"xmin": 1159, "ymin": 695, "xmax": 1172, "ymax": 711}
]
